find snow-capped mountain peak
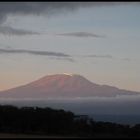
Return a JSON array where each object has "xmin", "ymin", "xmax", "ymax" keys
[{"xmin": 0, "ymin": 74, "xmax": 139, "ymax": 98}]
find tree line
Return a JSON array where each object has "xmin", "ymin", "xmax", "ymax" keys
[{"xmin": 0, "ymin": 104, "xmax": 139, "ymax": 137}]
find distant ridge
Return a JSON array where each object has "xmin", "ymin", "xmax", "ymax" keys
[{"xmin": 0, "ymin": 74, "xmax": 139, "ymax": 99}]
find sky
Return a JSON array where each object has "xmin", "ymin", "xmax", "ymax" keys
[{"xmin": 0, "ymin": 2, "xmax": 140, "ymax": 92}]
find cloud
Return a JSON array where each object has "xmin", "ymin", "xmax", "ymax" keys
[
  {"xmin": 0, "ymin": 47, "xmax": 131, "ymax": 63},
  {"xmin": 56, "ymin": 32, "xmax": 105, "ymax": 38},
  {"xmin": 121, "ymin": 58, "xmax": 131, "ymax": 62},
  {"xmin": 84, "ymin": 54, "xmax": 113, "ymax": 59},
  {"xmin": 0, "ymin": 2, "xmax": 137, "ymax": 24},
  {"xmin": 0, "ymin": 2, "xmax": 95, "ymax": 24},
  {"xmin": 0, "ymin": 2, "xmax": 137, "ymax": 36},
  {"xmin": 0, "ymin": 48, "xmax": 74, "ymax": 62},
  {"xmin": 84, "ymin": 55, "xmax": 132, "ymax": 62},
  {"xmin": 48, "ymin": 57, "xmax": 74, "ymax": 62},
  {"xmin": 0, "ymin": 26, "xmax": 40, "ymax": 36},
  {"xmin": 0, "ymin": 13, "xmax": 7, "ymax": 24}
]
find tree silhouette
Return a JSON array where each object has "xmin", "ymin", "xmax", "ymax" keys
[{"xmin": 0, "ymin": 104, "xmax": 139, "ymax": 138}]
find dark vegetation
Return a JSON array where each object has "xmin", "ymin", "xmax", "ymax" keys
[{"xmin": 0, "ymin": 105, "xmax": 140, "ymax": 138}]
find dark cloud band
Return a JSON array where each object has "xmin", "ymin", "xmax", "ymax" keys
[
  {"xmin": 0, "ymin": 46, "xmax": 131, "ymax": 62},
  {"xmin": 0, "ymin": 2, "xmax": 137, "ymax": 36},
  {"xmin": 84, "ymin": 54, "xmax": 113, "ymax": 59},
  {"xmin": 56, "ymin": 32, "xmax": 105, "ymax": 38},
  {"xmin": 0, "ymin": 2, "xmax": 137, "ymax": 24},
  {"xmin": 0, "ymin": 48, "xmax": 74, "ymax": 62},
  {"xmin": 0, "ymin": 26, "xmax": 40, "ymax": 36}
]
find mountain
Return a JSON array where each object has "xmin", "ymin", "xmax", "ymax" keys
[{"xmin": 0, "ymin": 74, "xmax": 139, "ymax": 98}]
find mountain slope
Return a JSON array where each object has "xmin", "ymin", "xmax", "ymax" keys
[{"xmin": 0, "ymin": 74, "xmax": 139, "ymax": 98}]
